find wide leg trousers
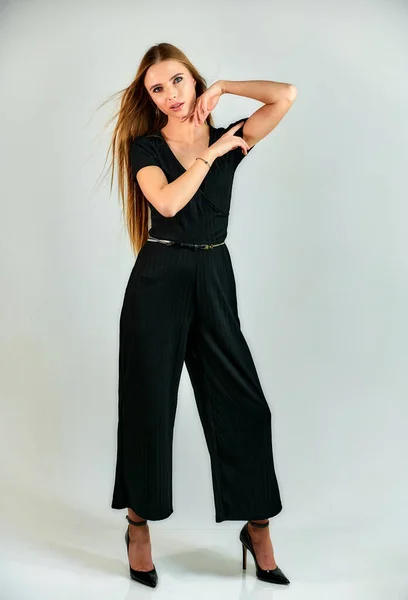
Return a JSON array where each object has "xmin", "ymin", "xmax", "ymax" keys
[{"xmin": 111, "ymin": 241, "xmax": 282, "ymax": 522}]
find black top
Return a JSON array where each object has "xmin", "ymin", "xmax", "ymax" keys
[{"xmin": 129, "ymin": 117, "xmax": 254, "ymax": 244}]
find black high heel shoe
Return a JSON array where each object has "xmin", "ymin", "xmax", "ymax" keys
[
  {"xmin": 125, "ymin": 515, "xmax": 158, "ymax": 588},
  {"xmin": 239, "ymin": 520, "xmax": 290, "ymax": 585}
]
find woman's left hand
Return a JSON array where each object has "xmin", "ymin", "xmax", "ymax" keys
[{"xmin": 181, "ymin": 81, "xmax": 224, "ymax": 126}]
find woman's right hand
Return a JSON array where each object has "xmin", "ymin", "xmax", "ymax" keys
[{"xmin": 209, "ymin": 122, "xmax": 250, "ymax": 160}]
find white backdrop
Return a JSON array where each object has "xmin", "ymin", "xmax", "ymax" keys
[{"xmin": 1, "ymin": 0, "xmax": 407, "ymax": 593}]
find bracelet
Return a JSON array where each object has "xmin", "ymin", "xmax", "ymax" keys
[{"xmin": 196, "ymin": 157, "xmax": 211, "ymax": 169}]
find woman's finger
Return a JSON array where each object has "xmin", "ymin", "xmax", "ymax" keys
[
  {"xmin": 196, "ymin": 105, "xmax": 204, "ymax": 126},
  {"xmin": 237, "ymin": 139, "xmax": 250, "ymax": 154}
]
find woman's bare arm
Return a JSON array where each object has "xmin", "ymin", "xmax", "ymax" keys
[{"xmin": 136, "ymin": 147, "xmax": 216, "ymax": 217}]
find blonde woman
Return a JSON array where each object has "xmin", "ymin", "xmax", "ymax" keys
[{"xmin": 107, "ymin": 42, "xmax": 297, "ymax": 588}]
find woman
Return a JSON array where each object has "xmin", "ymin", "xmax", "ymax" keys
[{"xmin": 108, "ymin": 42, "xmax": 297, "ymax": 588}]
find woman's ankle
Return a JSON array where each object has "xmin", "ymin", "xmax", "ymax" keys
[{"xmin": 128, "ymin": 508, "xmax": 147, "ymax": 523}]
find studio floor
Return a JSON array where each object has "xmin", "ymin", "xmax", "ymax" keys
[{"xmin": 1, "ymin": 518, "xmax": 407, "ymax": 599}]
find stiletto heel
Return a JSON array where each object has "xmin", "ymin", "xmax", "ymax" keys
[
  {"xmin": 239, "ymin": 520, "xmax": 290, "ymax": 585},
  {"xmin": 242, "ymin": 542, "xmax": 247, "ymax": 569},
  {"xmin": 125, "ymin": 515, "xmax": 158, "ymax": 588}
]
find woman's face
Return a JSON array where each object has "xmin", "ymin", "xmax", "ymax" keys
[{"xmin": 144, "ymin": 59, "xmax": 196, "ymax": 120}]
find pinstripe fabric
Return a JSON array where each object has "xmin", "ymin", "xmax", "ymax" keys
[
  {"xmin": 128, "ymin": 118, "xmax": 254, "ymax": 244},
  {"xmin": 111, "ymin": 119, "xmax": 282, "ymax": 522}
]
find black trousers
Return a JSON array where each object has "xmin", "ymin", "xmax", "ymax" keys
[{"xmin": 111, "ymin": 241, "xmax": 282, "ymax": 522}]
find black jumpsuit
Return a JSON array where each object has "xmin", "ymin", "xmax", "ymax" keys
[{"xmin": 111, "ymin": 117, "xmax": 283, "ymax": 523}]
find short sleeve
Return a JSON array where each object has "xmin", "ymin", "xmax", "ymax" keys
[
  {"xmin": 225, "ymin": 117, "xmax": 255, "ymax": 170},
  {"xmin": 129, "ymin": 136, "xmax": 160, "ymax": 182}
]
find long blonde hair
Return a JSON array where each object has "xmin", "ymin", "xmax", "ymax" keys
[{"xmin": 102, "ymin": 42, "xmax": 215, "ymax": 256}]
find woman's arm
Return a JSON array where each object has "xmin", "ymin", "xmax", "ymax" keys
[
  {"xmin": 219, "ymin": 79, "xmax": 295, "ymax": 104},
  {"xmin": 219, "ymin": 80, "xmax": 297, "ymax": 147},
  {"xmin": 137, "ymin": 146, "xmax": 216, "ymax": 218}
]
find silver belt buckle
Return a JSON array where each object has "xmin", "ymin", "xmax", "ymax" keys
[{"xmin": 147, "ymin": 237, "xmax": 173, "ymax": 245}]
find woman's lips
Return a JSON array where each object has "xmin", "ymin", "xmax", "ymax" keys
[{"xmin": 170, "ymin": 102, "xmax": 184, "ymax": 111}]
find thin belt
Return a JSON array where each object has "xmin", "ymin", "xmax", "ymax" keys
[{"xmin": 147, "ymin": 236, "xmax": 225, "ymax": 250}]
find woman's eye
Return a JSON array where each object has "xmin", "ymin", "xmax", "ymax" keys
[{"xmin": 153, "ymin": 76, "xmax": 182, "ymax": 94}]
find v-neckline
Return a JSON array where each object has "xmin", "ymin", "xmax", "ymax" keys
[{"xmin": 159, "ymin": 125, "xmax": 213, "ymax": 173}]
